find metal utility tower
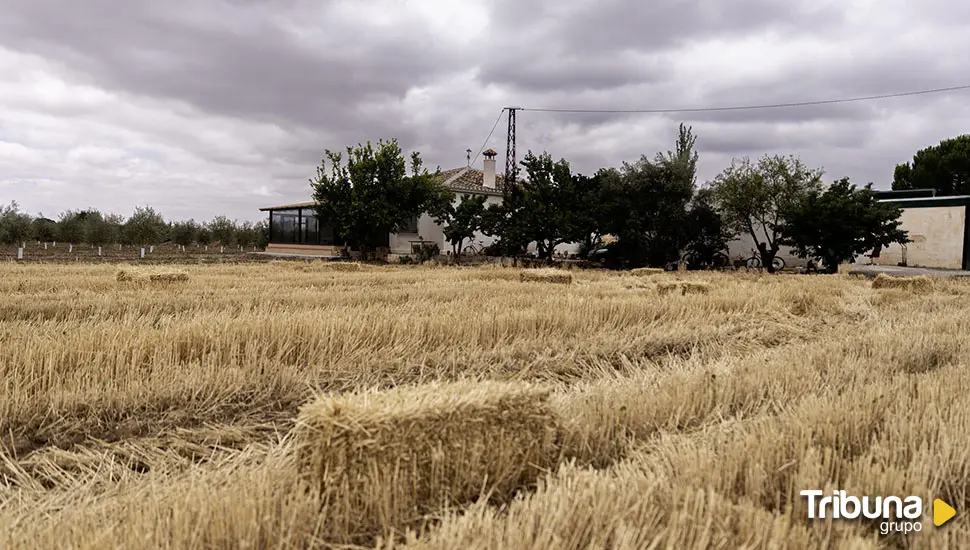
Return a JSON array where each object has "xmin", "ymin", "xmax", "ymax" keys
[{"xmin": 504, "ymin": 107, "xmax": 520, "ymax": 185}]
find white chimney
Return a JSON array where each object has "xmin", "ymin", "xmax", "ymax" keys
[{"xmin": 482, "ymin": 149, "xmax": 497, "ymax": 188}]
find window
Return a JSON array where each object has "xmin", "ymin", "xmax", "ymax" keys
[
  {"xmin": 270, "ymin": 209, "xmax": 300, "ymax": 244},
  {"xmin": 302, "ymin": 212, "xmax": 319, "ymax": 244},
  {"xmin": 400, "ymin": 215, "xmax": 419, "ymax": 234}
]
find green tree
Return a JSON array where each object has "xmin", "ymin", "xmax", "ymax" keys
[
  {"xmin": 57, "ymin": 210, "xmax": 87, "ymax": 244},
  {"xmin": 595, "ymin": 125, "xmax": 700, "ymax": 269},
  {"xmin": 432, "ymin": 193, "xmax": 488, "ymax": 261},
  {"xmin": 171, "ymin": 220, "xmax": 200, "ymax": 247},
  {"xmin": 207, "ymin": 215, "xmax": 236, "ymax": 246},
  {"xmin": 252, "ymin": 220, "xmax": 269, "ymax": 248},
  {"xmin": 682, "ymin": 188, "xmax": 735, "ymax": 268},
  {"xmin": 31, "ymin": 215, "xmax": 57, "ymax": 242},
  {"xmin": 197, "ymin": 227, "xmax": 212, "ymax": 246},
  {"xmin": 235, "ymin": 220, "xmax": 268, "ymax": 248},
  {"xmin": 601, "ymin": 159, "xmax": 693, "ymax": 268},
  {"xmin": 572, "ymin": 168, "xmax": 613, "ymax": 258},
  {"xmin": 709, "ymin": 154, "xmax": 823, "ymax": 273},
  {"xmin": 493, "ymin": 152, "xmax": 591, "ymax": 259},
  {"xmin": 123, "ymin": 206, "xmax": 167, "ymax": 246},
  {"xmin": 780, "ymin": 178, "xmax": 909, "ymax": 274},
  {"xmin": 0, "ymin": 201, "xmax": 32, "ymax": 245},
  {"xmin": 479, "ymin": 201, "xmax": 529, "ymax": 257},
  {"xmin": 83, "ymin": 210, "xmax": 124, "ymax": 246},
  {"xmin": 892, "ymin": 135, "xmax": 970, "ymax": 196},
  {"xmin": 592, "ymin": 124, "xmax": 700, "ymax": 268},
  {"xmin": 309, "ymin": 139, "xmax": 450, "ymax": 260},
  {"xmin": 656, "ymin": 122, "xmax": 699, "ymax": 190}
]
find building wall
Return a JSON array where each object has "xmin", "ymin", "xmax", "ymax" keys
[
  {"xmin": 388, "ymin": 215, "xmax": 445, "ymax": 255},
  {"xmin": 388, "ymin": 195, "xmax": 503, "ymax": 255},
  {"xmin": 872, "ymin": 205, "xmax": 966, "ymax": 269},
  {"xmin": 725, "ymin": 231, "xmax": 810, "ymax": 268},
  {"xmin": 388, "ymin": 194, "xmax": 591, "ymax": 257},
  {"xmin": 466, "ymin": 196, "xmax": 504, "ymax": 253}
]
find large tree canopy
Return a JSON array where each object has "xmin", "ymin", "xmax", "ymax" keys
[
  {"xmin": 123, "ymin": 206, "xmax": 168, "ymax": 246},
  {"xmin": 486, "ymin": 152, "xmax": 595, "ymax": 260},
  {"xmin": 709, "ymin": 154, "xmax": 823, "ymax": 272},
  {"xmin": 599, "ymin": 124, "xmax": 701, "ymax": 268},
  {"xmin": 892, "ymin": 135, "xmax": 970, "ymax": 196},
  {"xmin": 780, "ymin": 178, "xmax": 908, "ymax": 273},
  {"xmin": 309, "ymin": 139, "xmax": 452, "ymax": 258}
]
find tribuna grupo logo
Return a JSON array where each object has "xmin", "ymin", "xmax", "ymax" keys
[{"xmin": 800, "ymin": 490, "xmax": 956, "ymax": 535}]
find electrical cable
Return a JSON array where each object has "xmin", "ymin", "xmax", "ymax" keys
[
  {"xmin": 468, "ymin": 109, "xmax": 506, "ymax": 167},
  {"xmin": 518, "ymin": 84, "xmax": 970, "ymax": 114}
]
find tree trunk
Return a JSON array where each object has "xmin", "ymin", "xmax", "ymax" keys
[
  {"xmin": 823, "ymin": 256, "xmax": 840, "ymax": 274},
  {"xmin": 453, "ymin": 239, "xmax": 462, "ymax": 265},
  {"xmin": 583, "ymin": 234, "xmax": 596, "ymax": 259},
  {"xmin": 757, "ymin": 242, "xmax": 780, "ymax": 273}
]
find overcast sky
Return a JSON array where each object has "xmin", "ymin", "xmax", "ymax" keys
[{"xmin": 2, "ymin": 0, "xmax": 969, "ymax": 223}]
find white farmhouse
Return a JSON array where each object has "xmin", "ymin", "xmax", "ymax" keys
[{"xmin": 259, "ymin": 149, "xmax": 580, "ymax": 259}]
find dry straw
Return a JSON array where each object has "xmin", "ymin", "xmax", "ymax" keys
[
  {"xmin": 870, "ymin": 273, "xmax": 933, "ymax": 292},
  {"xmin": 630, "ymin": 267, "xmax": 664, "ymax": 276},
  {"xmin": 150, "ymin": 272, "xmax": 190, "ymax": 283},
  {"xmin": 519, "ymin": 269, "xmax": 572, "ymax": 284},
  {"xmin": 293, "ymin": 380, "xmax": 561, "ymax": 545},
  {"xmin": 270, "ymin": 260, "xmax": 366, "ymax": 272},
  {"xmin": 116, "ymin": 269, "xmax": 189, "ymax": 285},
  {"xmin": 656, "ymin": 281, "xmax": 712, "ymax": 295}
]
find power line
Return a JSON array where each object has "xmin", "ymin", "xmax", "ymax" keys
[
  {"xmin": 468, "ymin": 109, "xmax": 506, "ymax": 167},
  {"xmin": 519, "ymin": 84, "xmax": 970, "ymax": 114}
]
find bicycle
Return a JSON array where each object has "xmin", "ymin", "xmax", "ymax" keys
[
  {"xmin": 681, "ymin": 250, "xmax": 731, "ymax": 270},
  {"xmin": 741, "ymin": 248, "xmax": 785, "ymax": 271},
  {"xmin": 461, "ymin": 241, "xmax": 485, "ymax": 256}
]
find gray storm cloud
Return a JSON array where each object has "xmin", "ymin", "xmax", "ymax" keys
[{"xmin": 0, "ymin": 0, "xmax": 968, "ymax": 222}]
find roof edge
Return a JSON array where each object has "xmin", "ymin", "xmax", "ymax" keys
[{"xmin": 878, "ymin": 195, "xmax": 970, "ymax": 208}]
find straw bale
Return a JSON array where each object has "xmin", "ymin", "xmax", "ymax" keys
[
  {"xmin": 293, "ymin": 380, "xmax": 561, "ymax": 544},
  {"xmin": 149, "ymin": 272, "xmax": 189, "ymax": 283},
  {"xmin": 519, "ymin": 269, "xmax": 572, "ymax": 284},
  {"xmin": 630, "ymin": 267, "xmax": 664, "ymax": 276},
  {"xmin": 657, "ymin": 281, "xmax": 712, "ymax": 296},
  {"xmin": 310, "ymin": 261, "xmax": 364, "ymax": 272},
  {"xmin": 871, "ymin": 273, "xmax": 933, "ymax": 292},
  {"xmin": 272, "ymin": 260, "xmax": 366, "ymax": 272}
]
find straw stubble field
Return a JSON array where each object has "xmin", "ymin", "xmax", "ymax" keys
[{"xmin": 1, "ymin": 261, "xmax": 969, "ymax": 549}]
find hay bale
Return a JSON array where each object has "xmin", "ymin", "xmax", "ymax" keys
[
  {"xmin": 871, "ymin": 273, "xmax": 933, "ymax": 292},
  {"xmin": 271, "ymin": 260, "xmax": 365, "ymax": 272},
  {"xmin": 116, "ymin": 269, "xmax": 150, "ymax": 286},
  {"xmin": 630, "ymin": 267, "xmax": 664, "ymax": 276},
  {"xmin": 117, "ymin": 269, "xmax": 188, "ymax": 285},
  {"xmin": 294, "ymin": 261, "xmax": 366, "ymax": 272},
  {"xmin": 149, "ymin": 272, "xmax": 189, "ymax": 284},
  {"xmin": 316, "ymin": 261, "xmax": 364, "ymax": 272},
  {"xmin": 519, "ymin": 269, "xmax": 572, "ymax": 284},
  {"xmin": 293, "ymin": 381, "xmax": 561, "ymax": 544},
  {"xmin": 657, "ymin": 281, "xmax": 712, "ymax": 296}
]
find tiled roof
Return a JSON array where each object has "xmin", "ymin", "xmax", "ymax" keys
[{"xmin": 437, "ymin": 167, "xmax": 506, "ymax": 196}]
